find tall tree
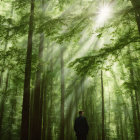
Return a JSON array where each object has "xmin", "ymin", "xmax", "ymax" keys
[
  {"xmin": 47, "ymin": 44, "xmax": 54, "ymax": 140},
  {"xmin": 60, "ymin": 46, "xmax": 65, "ymax": 140},
  {"xmin": 30, "ymin": 0, "xmax": 45, "ymax": 139},
  {"xmin": 0, "ymin": 71, "xmax": 9, "ymax": 138},
  {"xmin": 7, "ymin": 87, "xmax": 18, "ymax": 140},
  {"xmin": 101, "ymin": 70, "xmax": 105, "ymax": 140},
  {"xmin": 30, "ymin": 33, "xmax": 44, "ymax": 140},
  {"xmin": 20, "ymin": 0, "xmax": 35, "ymax": 139},
  {"xmin": 42, "ymin": 72, "xmax": 48, "ymax": 140}
]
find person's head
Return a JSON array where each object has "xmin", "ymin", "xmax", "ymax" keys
[{"xmin": 79, "ymin": 110, "xmax": 84, "ymax": 116}]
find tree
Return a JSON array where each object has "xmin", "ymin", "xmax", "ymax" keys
[
  {"xmin": 20, "ymin": 0, "xmax": 35, "ymax": 139},
  {"xmin": 101, "ymin": 70, "xmax": 105, "ymax": 140},
  {"xmin": 60, "ymin": 46, "xmax": 65, "ymax": 140}
]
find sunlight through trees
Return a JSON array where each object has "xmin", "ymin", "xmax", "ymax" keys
[{"xmin": 0, "ymin": 0, "xmax": 140, "ymax": 140}]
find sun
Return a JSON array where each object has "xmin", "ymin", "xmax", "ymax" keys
[{"xmin": 97, "ymin": 4, "xmax": 112, "ymax": 24}]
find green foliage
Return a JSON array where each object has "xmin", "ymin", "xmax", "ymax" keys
[
  {"xmin": 69, "ymin": 19, "xmax": 140, "ymax": 76},
  {"xmin": 0, "ymin": 0, "xmax": 140, "ymax": 140}
]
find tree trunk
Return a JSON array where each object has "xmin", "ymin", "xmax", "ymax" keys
[
  {"xmin": 30, "ymin": 32, "xmax": 44, "ymax": 140},
  {"xmin": 130, "ymin": 0, "xmax": 140, "ymax": 33},
  {"xmin": 47, "ymin": 45, "xmax": 54, "ymax": 140},
  {"xmin": 60, "ymin": 46, "xmax": 65, "ymax": 140},
  {"xmin": 130, "ymin": 71, "xmax": 139, "ymax": 139},
  {"xmin": 75, "ymin": 84, "xmax": 78, "ymax": 118},
  {"xmin": 135, "ymin": 91, "xmax": 140, "ymax": 128},
  {"xmin": 0, "ymin": 42, "xmax": 8, "ymax": 87},
  {"xmin": 7, "ymin": 88, "xmax": 18, "ymax": 140},
  {"xmin": 42, "ymin": 72, "xmax": 48, "ymax": 140},
  {"xmin": 81, "ymin": 78, "xmax": 85, "ymax": 110},
  {"xmin": 20, "ymin": 0, "xmax": 35, "ymax": 139},
  {"xmin": 130, "ymin": 90, "xmax": 139, "ymax": 140},
  {"xmin": 108, "ymin": 88, "xmax": 110, "ymax": 140},
  {"xmin": 124, "ymin": 107, "xmax": 129, "ymax": 140},
  {"xmin": 0, "ymin": 72, "xmax": 9, "ymax": 138},
  {"xmin": 101, "ymin": 70, "xmax": 105, "ymax": 140},
  {"xmin": 131, "ymin": 70, "xmax": 140, "ymax": 130},
  {"xmin": 116, "ymin": 115, "xmax": 120, "ymax": 140},
  {"xmin": 128, "ymin": 46, "xmax": 140, "ymax": 139},
  {"xmin": 120, "ymin": 114, "xmax": 124, "ymax": 140}
]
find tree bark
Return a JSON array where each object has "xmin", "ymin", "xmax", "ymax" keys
[
  {"xmin": 135, "ymin": 91, "xmax": 140, "ymax": 128},
  {"xmin": 130, "ymin": 69, "xmax": 140, "ymax": 130},
  {"xmin": 124, "ymin": 107, "xmax": 129, "ymax": 140},
  {"xmin": 101, "ymin": 70, "xmax": 105, "ymax": 140},
  {"xmin": 120, "ymin": 114, "xmax": 124, "ymax": 140},
  {"xmin": 31, "ymin": 1, "xmax": 45, "ymax": 140},
  {"xmin": 42, "ymin": 72, "xmax": 48, "ymax": 140},
  {"xmin": 7, "ymin": 88, "xmax": 18, "ymax": 140},
  {"xmin": 0, "ymin": 72, "xmax": 9, "ymax": 138},
  {"xmin": 130, "ymin": 69, "xmax": 140, "ymax": 140},
  {"xmin": 47, "ymin": 45, "xmax": 54, "ymax": 140},
  {"xmin": 108, "ymin": 88, "xmax": 110, "ymax": 140},
  {"xmin": 30, "ymin": 32, "xmax": 44, "ymax": 140},
  {"xmin": 130, "ymin": 90, "xmax": 139, "ymax": 140},
  {"xmin": 60, "ymin": 46, "xmax": 65, "ymax": 140},
  {"xmin": 20, "ymin": 0, "xmax": 35, "ymax": 139},
  {"xmin": 0, "ymin": 42, "xmax": 8, "ymax": 87},
  {"xmin": 81, "ymin": 78, "xmax": 85, "ymax": 110}
]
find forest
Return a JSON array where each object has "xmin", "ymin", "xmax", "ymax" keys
[{"xmin": 0, "ymin": 0, "xmax": 140, "ymax": 140}]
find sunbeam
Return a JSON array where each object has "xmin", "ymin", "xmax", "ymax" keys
[{"xmin": 97, "ymin": 4, "xmax": 112, "ymax": 24}]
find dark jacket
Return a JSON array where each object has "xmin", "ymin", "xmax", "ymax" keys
[{"xmin": 74, "ymin": 116, "xmax": 89, "ymax": 136}]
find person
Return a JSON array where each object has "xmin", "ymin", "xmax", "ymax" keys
[{"xmin": 74, "ymin": 111, "xmax": 89, "ymax": 140}]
